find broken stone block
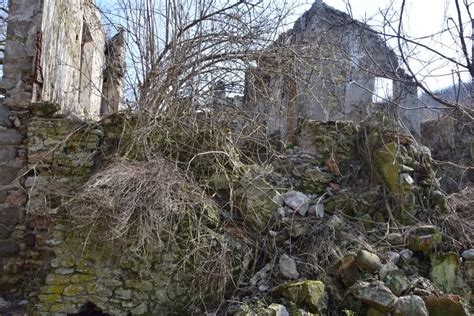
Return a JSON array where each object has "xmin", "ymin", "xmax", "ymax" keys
[
  {"xmin": 235, "ymin": 174, "xmax": 279, "ymax": 230},
  {"xmin": 386, "ymin": 251, "xmax": 400, "ymax": 265},
  {"xmin": 334, "ymin": 255, "xmax": 360, "ymax": 287},
  {"xmin": 282, "ymin": 191, "xmax": 310, "ymax": 216},
  {"xmin": 461, "ymin": 249, "xmax": 474, "ymax": 260},
  {"xmin": 379, "ymin": 262, "xmax": 398, "ymax": 280},
  {"xmin": 407, "ymin": 226, "xmax": 442, "ymax": 251},
  {"xmin": 424, "ymin": 294, "xmax": 468, "ymax": 316},
  {"xmin": 266, "ymin": 303, "xmax": 289, "ymax": 316},
  {"xmin": 279, "ymin": 254, "xmax": 299, "ymax": 280},
  {"xmin": 351, "ymin": 281, "xmax": 396, "ymax": 312},
  {"xmin": 430, "ymin": 252, "xmax": 462, "ymax": 294},
  {"xmin": 355, "ymin": 250, "xmax": 383, "ymax": 273},
  {"xmin": 30, "ymin": 102, "xmax": 60, "ymax": 118},
  {"xmin": 393, "ymin": 295, "xmax": 428, "ymax": 316},
  {"xmin": 387, "ymin": 233, "xmax": 403, "ymax": 246},
  {"xmin": 272, "ymin": 280, "xmax": 327, "ymax": 314},
  {"xmin": 383, "ymin": 269, "xmax": 409, "ymax": 296},
  {"xmin": 308, "ymin": 203, "xmax": 324, "ymax": 218},
  {"xmin": 398, "ymin": 249, "xmax": 413, "ymax": 265}
]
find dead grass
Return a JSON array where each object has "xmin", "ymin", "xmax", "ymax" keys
[
  {"xmin": 70, "ymin": 157, "xmax": 253, "ymax": 306},
  {"xmin": 436, "ymin": 187, "xmax": 474, "ymax": 250}
]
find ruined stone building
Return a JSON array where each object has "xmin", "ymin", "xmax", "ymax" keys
[
  {"xmin": 0, "ymin": 0, "xmax": 125, "ymax": 304},
  {"xmin": 244, "ymin": 0, "xmax": 421, "ymax": 143}
]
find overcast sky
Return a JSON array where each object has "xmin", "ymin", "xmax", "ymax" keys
[
  {"xmin": 98, "ymin": 0, "xmax": 473, "ymax": 91},
  {"xmin": 296, "ymin": 0, "xmax": 472, "ymax": 91}
]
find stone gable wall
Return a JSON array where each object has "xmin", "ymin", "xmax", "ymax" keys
[{"xmin": 245, "ymin": 0, "xmax": 421, "ymax": 144}]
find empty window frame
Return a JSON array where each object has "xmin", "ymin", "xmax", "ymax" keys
[{"xmin": 372, "ymin": 77, "xmax": 393, "ymax": 103}]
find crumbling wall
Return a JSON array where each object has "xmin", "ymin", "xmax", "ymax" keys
[
  {"xmin": 40, "ymin": 0, "xmax": 105, "ymax": 119},
  {"xmin": 0, "ymin": 0, "xmax": 108, "ymax": 300},
  {"xmin": 0, "ymin": 0, "xmax": 43, "ymax": 295},
  {"xmin": 101, "ymin": 29, "xmax": 126, "ymax": 115},
  {"xmin": 245, "ymin": 0, "xmax": 421, "ymax": 144}
]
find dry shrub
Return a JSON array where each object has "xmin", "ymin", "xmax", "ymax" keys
[
  {"xmin": 74, "ymin": 157, "xmax": 217, "ymax": 254},
  {"xmin": 71, "ymin": 157, "xmax": 252, "ymax": 305},
  {"xmin": 296, "ymin": 215, "xmax": 374, "ymax": 274},
  {"xmin": 435, "ymin": 187, "xmax": 474, "ymax": 250}
]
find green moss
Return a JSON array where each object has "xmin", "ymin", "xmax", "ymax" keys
[
  {"xmin": 31, "ymin": 102, "xmax": 60, "ymax": 117},
  {"xmin": 63, "ymin": 284, "xmax": 85, "ymax": 296},
  {"xmin": 40, "ymin": 285, "xmax": 66, "ymax": 294},
  {"xmin": 49, "ymin": 302, "xmax": 77, "ymax": 313},
  {"xmin": 60, "ymin": 256, "xmax": 76, "ymax": 268},
  {"xmin": 374, "ymin": 142, "xmax": 400, "ymax": 195},
  {"xmin": 45, "ymin": 274, "xmax": 71, "ymax": 285},
  {"xmin": 431, "ymin": 252, "xmax": 461, "ymax": 293},
  {"xmin": 273, "ymin": 280, "xmax": 327, "ymax": 314},
  {"xmin": 71, "ymin": 274, "xmax": 95, "ymax": 284},
  {"xmin": 408, "ymin": 226, "xmax": 442, "ymax": 252},
  {"xmin": 38, "ymin": 293, "xmax": 62, "ymax": 303},
  {"xmin": 125, "ymin": 279, "xmax": 153, "ymax": 292},
  {"xmin": 235, "ymin": 176, "xmax": 278, "ymax": 230}
]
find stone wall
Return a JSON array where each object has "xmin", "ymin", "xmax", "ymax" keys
[
  {"xmin": 245, "ymin": 0, "xmax": 421, "ymax": 144},
  {"xmin": 0, "ymin": 0, "xmax": 43, "ymax": 296},
  {"xmin": 22, "ymin": 117, "xmax": 165, "ymax": 315},
  {"xmin": 0, "ymin": 0, "xmax": 111, "ymax": 300}
]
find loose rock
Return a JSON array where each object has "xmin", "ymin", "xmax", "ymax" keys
[
  {"xmin": 399, "ymin": 249, "xmax": 413, "ymax": 264},
  {"xmin": 308, "ymin": 204, "xmax": 324, "ymax": 218},
  {"xmin": 266, "ymin": 303, "xmax": 289, "ymax": 316},
  {"xmin": 355, "ymin": 250, "xmax": 383, "ymax": 272},
  {"xmin": 282, "ymin": 191, "xmax": 310, "ymax": 216},
  {"xmin": 279, "ymin": 254, "xmax": 299, "ymax": 280},
  {"xmin": 424, "ymin": 294, "xmax": 468, "ymax": 316},
  {"xmin": 461, "ymin": 249, "xmax": 474, "ymax": 260},
  {"xmin": 393, "ymin": 295, "xmax": 428, "ymax": 316},
  {"xmin": 386, "ymin": 251, "xmax": 400, "ymax": 265},
  {"xmin": 273, "ymin": 280, "xmax": 327, "ymax": 314},
  {"xmin": 351, "ymin": 281, "xmax": 397, "ymax": 311},
  {"xmin": 383, "ymin": 269, "xmax": 410, "ymax": 296},
  {"xmin": 407, "ymin": 226, "xmax": 442, "ymax": 251}
]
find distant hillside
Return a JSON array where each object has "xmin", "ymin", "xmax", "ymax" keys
[{"xmin": 420, "ymin": 82, "xmax": 472, "ymax": 121}]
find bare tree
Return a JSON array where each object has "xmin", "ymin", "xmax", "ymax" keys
[
  {"xmin": 378, "ymin": 0, "xmax": 474, "ymax": 118},
  {"xmin": 99, "ymin": 0, "xmax": 295, "ymax": 114}
]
